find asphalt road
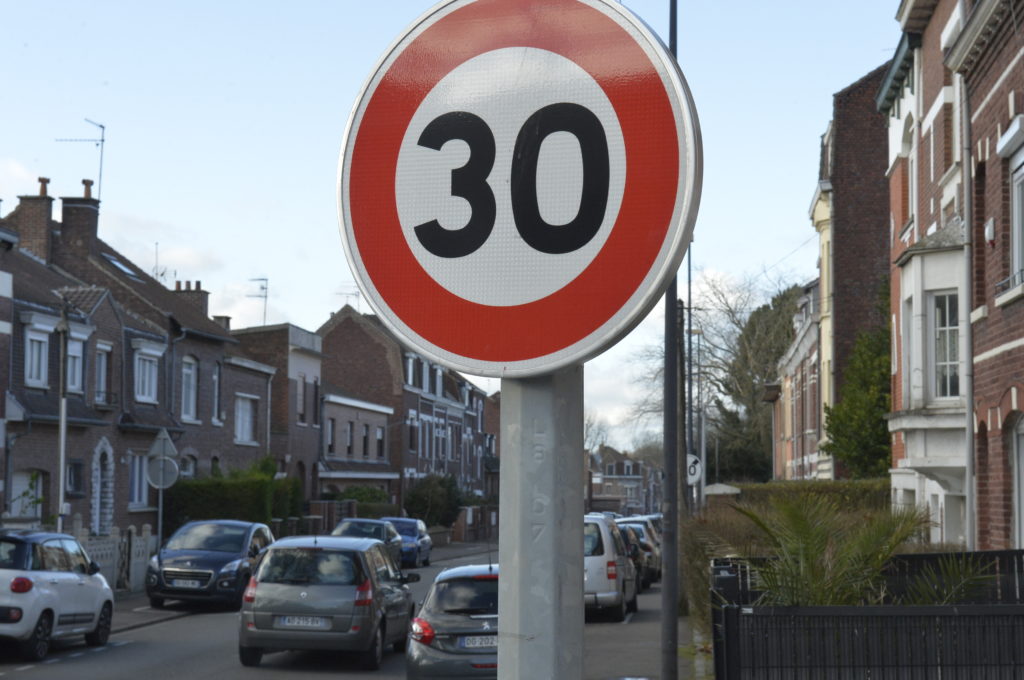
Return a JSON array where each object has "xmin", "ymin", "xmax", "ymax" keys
[{"xmin": 0, "ymin": 555, "xmax": 689, "ymax": 679}]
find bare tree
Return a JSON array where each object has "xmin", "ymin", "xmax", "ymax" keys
[{"xmin": 584, "ymin": 410, "xmax": 610, "ymax": 454}]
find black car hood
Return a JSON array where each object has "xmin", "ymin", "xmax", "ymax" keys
[{"xmin": 158, "ymin": 549, "xmax": 241, "ymax": 570}]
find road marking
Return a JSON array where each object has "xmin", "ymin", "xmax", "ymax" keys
[
  {"xmin": 15, "ymin": 666, "xmax": 34, "ymax": 671},
  {"xmin": 622, "ymin": 613, "xmax": 634, "ymax": 624}
]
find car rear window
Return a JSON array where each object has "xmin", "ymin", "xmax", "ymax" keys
[
  {"xmin": 584, "ymin": 522, "xmax": 604, "ymax": 556},
  {"xmin": 620, "ymin": 523, "xmax": 647, "ymax": 540},
  {"xmin": 0, "ymin": 539, "xmax": 27, "ymax": 570},
  {"xmin": 391, "ymin": 523, "xmax": 417, "ymax": 537},
  {"xmin": 426, "ymin": 576, "xmax": 498, "ymax": 615},
  {"xmin": 167, "ymin": 523, "xmax": 248, "ymax": 552},
  {"xmin": 333, "ymin": 521, "xmax": 386, "ymax": 541},
  {"xmin": 257, "ymin": 548, "xmax": 363, "ymax": 586}
]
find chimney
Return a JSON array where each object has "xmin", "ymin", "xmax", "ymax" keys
[
  {"xmin": 213, "ymin": 315, "xmax": 231, "ymax": 330},
  {"xmin": 174, "ymin": 280, "xmax": 210, "ymax": 316},
  {"xmin": 60, "ymin": 179, "xmax": 100, "ymax": 254},
  {"xmin": 6, "ymin": 177, "xmax": 56, "ymax": 262}
]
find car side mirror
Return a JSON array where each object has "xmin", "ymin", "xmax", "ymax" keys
[
  {"xmin": 628, "ymin": 544, "xmax": 640, "ymax": 559},
  {"xmin": 87, "ymin": 561, "xmax": 101, "ymax": 576},
  {"xmin": 402, "ymin": 572, "xmax": 421, "ymax": 584}
]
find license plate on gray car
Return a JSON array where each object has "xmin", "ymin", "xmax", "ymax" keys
[
  {"xmin": 172, "ymin": 579, "xmax": 201, "ymax": 589},
  {"xmin": 277, "ymin": 616, "xmax": 329, "ymax": 629},
  {"xmin": 461, "ymin": 635, "xmax": 497, "ymax": 649}
]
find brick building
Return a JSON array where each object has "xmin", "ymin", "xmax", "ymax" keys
[
  {"xmin": 947, "ymin": 0, "xmax": 1024, "ymax": 549},
  {"xmin": 0, "ymin": 179, "xmax": 275, "ymax": 535},
  {"xmin": 878, "ymin": 0, "xmax": 970, "ymax": 545},
  {"xmin": 317, "ymin": 305, "xmax": 496, "ymax": 505}
]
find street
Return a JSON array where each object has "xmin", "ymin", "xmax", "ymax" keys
[{"xmin": 0, "ymin": 552, "xmax": 685, "ymax": 679}]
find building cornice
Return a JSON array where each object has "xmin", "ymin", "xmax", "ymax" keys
[{"xmin": 946, "ymin": 0, "xmax": 1006, "ymax": 73}]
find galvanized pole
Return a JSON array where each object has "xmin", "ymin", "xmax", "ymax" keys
[{"xmin": 498, "ymin": 366, "xmax": 584, "ymax": 680}]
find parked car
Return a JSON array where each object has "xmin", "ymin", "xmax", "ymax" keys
[
  {"xmin": 618, "ymin": 524, "xmax": 651, "ymax": 591},
  {"xmin": 237, "ymin": 535, "xmax": 420, "ymax": 670},
  {"xmin": 381, "ymin": 517, "xmax": 432, "ymax": 568},
  {"xmin": 583, "ymin": 514, "xmax": 638, "ymax": 621},
  {"xmin": 146, "ymin": 519, "xmax": 274, "ymax": 610},
  {"xmin": 331, "ymin": 518, "xmax": 403, "ymax": 567},
  {"xmin": 407, "ymin": 563, "xmax": 498, "ymax": 679},
  {"xmin": 616, "ymin": 518, "xmax": 662, "ymax": 582},
  {"xmin": 0, "ymin": 529, "xmax": 113, "ymax": 660}
]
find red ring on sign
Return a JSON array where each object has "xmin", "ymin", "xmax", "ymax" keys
[{"xmin": 348, "ymin": 0, "xmax": 678, "ymax": 362}]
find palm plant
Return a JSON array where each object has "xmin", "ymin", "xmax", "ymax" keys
[{"xmin": 732, "ymin": 494, "xmax": 929, "ymax": 606}]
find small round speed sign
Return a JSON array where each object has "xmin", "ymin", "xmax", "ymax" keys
[{"xmin": 339, "ymin": 0, "xmax": 701, "ymax": 377}]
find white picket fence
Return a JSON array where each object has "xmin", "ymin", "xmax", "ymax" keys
[{"xmin": 68, "ymin": 514, "xmax": 156, "ymax": 592}]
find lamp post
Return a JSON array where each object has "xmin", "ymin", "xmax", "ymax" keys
[
  {"xmin": 55, "ymin": 301, "xmax": 69, "ymax": 534},
  {"xmin": 689, "ymin": 328, "xmax": 703, "ymax": 507}
]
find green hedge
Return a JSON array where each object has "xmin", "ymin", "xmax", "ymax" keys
[
  {"xmin": 355, "ymin": 502, "xmax": 399, "ymax": 519},
  {"xmin": 732, "ymin": 478, "xmax": 890, "ymax": 510},
  {"xmin": 164, "ymin": 475, "xmax": 303, "ymax": 535}
]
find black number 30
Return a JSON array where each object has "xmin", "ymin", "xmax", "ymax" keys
[{"xmin": 413, "ymin": 103, "xmax": 610, "ymax": 258}]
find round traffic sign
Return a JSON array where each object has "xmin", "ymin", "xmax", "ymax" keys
[
  {"xmin": 147, "ymin": 456, "xmax": 179, "ymax": 490},
  {"xmin": 340, "ymin": 0, "xmax": 701, "ymax": 377},
  {"xmin": 686, "ymin": 454, "xmax": 702, "ymax": 485}
]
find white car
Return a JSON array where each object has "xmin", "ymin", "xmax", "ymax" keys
[
  {"xmin": 583, "ymin": 514, "xmax": 638, "ymax": 621},
  {"xmin": 0, "ymin": 530, "xmax": 114, "ymax": 660}
]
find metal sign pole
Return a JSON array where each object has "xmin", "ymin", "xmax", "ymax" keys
[{"xmin": 498, "ymin": 365, "xmax": 584, "ymax": 680}]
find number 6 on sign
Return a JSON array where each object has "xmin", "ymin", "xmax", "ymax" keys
[{"xmin": 340, "ymin": 0, "xmax": 702, "ymax": 378}]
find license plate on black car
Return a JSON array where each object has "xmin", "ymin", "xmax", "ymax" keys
[
  {"xmin": 461, "ymin": 635, "xmax": 497, "ymax": 649},
  {"xmin": 172, "ymin": 579, "xmax": 201, "ymax": 589}
]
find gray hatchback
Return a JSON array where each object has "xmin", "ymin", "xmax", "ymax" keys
[
  {"xmin": 406, "ymin": 563, "xmax": 499, "ymax": 679},
  {"xmin": 237, "ymin": 535, "xmax": 419, "ymax": 670}
]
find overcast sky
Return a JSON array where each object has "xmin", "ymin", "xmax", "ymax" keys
[{"xmin": 1, "ymin": 1, "xmax": 900, "ymax": 449}]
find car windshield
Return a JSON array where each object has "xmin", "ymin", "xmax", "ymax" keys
[
  {"xmin": 257, "ymin": 548, "xmax": 362, "ymax": 586},
  {"xmin": 392, "ymin": 523, "xmax": 417, "ymax": 538},
  {"xmin": 0, "ymin": 539, "xmax": 27, "ymax": 570},
  {"xmin": 621, "ymin": 523, "xmax": 647, "ymax": 540},
  {"xmin": 166, "ymin": 523, "xmax": 247, "ymax": 552},
  {"xmin": 333, "ymin": 521, "xmax": 385, "ymax": 541},
  {"xmin": 584, "ymin": 523, "xmax": 604, "ymax": 556},
  {"xmin": 426, "ymin": 576, "xmax": 498, "ymax": 615}
]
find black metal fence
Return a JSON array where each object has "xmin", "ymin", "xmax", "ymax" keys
[{"xmin": 712, "ymin": 550, "xmax": 1024, "ymax": 679}]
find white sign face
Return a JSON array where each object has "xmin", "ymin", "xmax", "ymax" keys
[
  {"xmin": 340, "ymin": 0, "xmax": 701, "ymax": 377},
  {"xmin": 147, "ymin": 456, "xmax": 179, "ymax": 490},
  {"xmin": 686, "ymin": 454, "xmax": 702, "ymax": 486}
]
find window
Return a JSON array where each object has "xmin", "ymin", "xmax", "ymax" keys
[
  {"xmin": 312, "ymin": 379, "xmax": 320, "ymax": 426},
  {"xmin": 932, "ymin": 293, "xmax": 959, "ymax": 398},
  {"xmin": 129, "ymin": 454, "xmax": 148, "ymax": 506},
  {"xmin": 66, "ymin": 339, "xmax": 84, "ymax": 393},
  {"xmin": 25, "ymin": 330, "xmax": 48, "ymax": 388},
  {"xmin": 95, "ymin": 345, "xmax": 110, "ymax": 404},
  {"xmin": 1012, "ymin": 155, "xmax": 1024, "ymax": 284},
  {"xmin": 346, "ymin": 422, "xmax": 354, "ymax": 456},
  {"xmin": 180, "ymin": 455, "xmax": 197, "ymax": 479},
  {"xmin": 181, "ymin": 357, "xmax": 198, "ymax": 421},
  {"xmin": 297, "ymin": 373, "xmax": 306, "ymax": 424},
  {"xmin": 376, "ymin": 426, "xmax": 385, "ymax": 458},
  {"xmin": 212, "ymin": 362, "xmax": 222, "ymax": 423},
  {"xmin": 327, "ymin": 418, "xmax": 336, "ymax": 455},
  {"xmin": 66, "ymin": 460, "xmax": 85, "ymax": 497},
  {"xmin": 606, "ymin": 463, "xmax": 615, "ymax": 476},
  {"xmin": 362, "ymin": 424, "xmax": 370, "ymax": 458},
  {"xmin": 234, "ymin": 395, "xmax": 258, "ymax": 444}
]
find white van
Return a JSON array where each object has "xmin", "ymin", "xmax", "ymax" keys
[{"xmin": 583, "ymin": 514, "xmax": 638, "ymax": 621}]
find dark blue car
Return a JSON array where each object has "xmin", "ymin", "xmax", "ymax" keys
[
  {"xmin": 146, "ymin": 520, "xmax": 274, "ymax": 609},
  {"xmin": 381, "ymin": 517, "xmax": 432, "ymax": 568}
]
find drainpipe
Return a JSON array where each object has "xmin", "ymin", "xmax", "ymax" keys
[{"xmin": 957, "ymin": 49, "xmax": 976, "ymax": 549}]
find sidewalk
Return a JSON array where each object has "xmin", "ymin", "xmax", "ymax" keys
[{"xmin": 111, "ymin": 539, "xmax": 496, "ymax": 634}]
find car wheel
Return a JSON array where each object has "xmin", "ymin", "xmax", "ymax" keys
[
  {"xmin": 85, "ymin": 602, "xmax": 112, "ymax": 647},
  {"xmin": 20, "ymin": 612, "xmax": 53, "ymax": 661},
  {"xmin": 608, "ymin": 590, "xmax": 626, "ymax": 622},
  {"xmin": 239, "ymin": 645, "xmax": 262, "ymax": 667},
  {"xmin": 360, "ymin": 623, "xmax": 384, "ymax": 670},
  {"xmin": 149, "ymin": 595, "xmax": 165, "ymax": 609}
]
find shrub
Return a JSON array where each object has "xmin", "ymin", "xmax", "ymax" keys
[
  {"xmin": 337, "ymin": 485, "xmax": 390, "ymax": 504},
  {"xmin": 404, "ymin": 475, "xmax": 462, "ymax": 527}
]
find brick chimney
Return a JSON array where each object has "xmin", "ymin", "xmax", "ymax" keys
[
  {"xmin": 7, "ymin": 178, "xmax": 56, "ymax": 262},
  {"xmin": 174, "ymin": 280, "xmax": 210, "ymax": 316},
  {"xmin": 60, "ymin": 179, "xmax": 100, "ymax": 253}
]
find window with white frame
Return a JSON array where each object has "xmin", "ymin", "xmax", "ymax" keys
[
  {"xmin": 25, "ymin": 329, "xmax": 48, "ymax": 388},
  {"xmin": 132, "ymin": 339, "xmax": 166, "ymax": 404},
  {"xmin": 327, "ymin": 418, "xmax": 336, "ymax": 455},
  {"xmin": 181, "ymin": 356, "xmax": 198, "ymax": 421},
  {"xmin": 376, "ymin": 426, "xmax": 385, "ymax": 458},
  {"xmin": 95, "ymin": 345, "xmax": 110, "ymax": 404},
  {"xmin": 234, "ymin": 395, "xmax": 258, "ymax": 444},
  {"xmin": 346, "ymin": 422, "xmax": 354, "ymax": 456},
  {"xmin": 931, "ymin": 292, "xmax": 959, "ymax": 399},
  {"xmin": 66, "ymin": 339, "xmax": 84, "ymax": 393},
  {"xmin": 129, "ymin": 454, "xmax": 148, "ymax": 507},
  {"xmin": 180, "ymin": 455, "xmax": 197, "ymax": 479},
  {"xmin": 212, "ymin": 362, "xmax": 222, "ymax": 423},
  {"xmin": 1013, "ymin": 162, "xmax": 1024, "ymax": 284},
  {"xmin": 362, "ymin": 424, "xmax": 370, "ymax": 458}
]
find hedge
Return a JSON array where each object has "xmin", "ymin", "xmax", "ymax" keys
[
  {"xmin": 732, "ymin": 478, "xmax": 890, "ymax": 510},
  {"xmin": 164, "ymin": 475, "xmax": 303, "ymax": 535}
]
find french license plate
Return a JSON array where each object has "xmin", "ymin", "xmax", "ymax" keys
[
  {"xmin": 461, "ymin": 635, "xmax": 497, "ymax": 649},
  {"xmin": 172, "ymin": 579, "xmax": 201, "ymax": 589},
  {"xmin": 278, "ymin": 616, "xmax": 329, "ymax": 629}
]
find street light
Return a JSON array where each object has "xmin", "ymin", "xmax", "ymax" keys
[{"xmin": 55, "ymin": 300, "xmax": 70, "ymax": 534}]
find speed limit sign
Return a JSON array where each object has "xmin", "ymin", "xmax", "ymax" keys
[{"xmin": 339, "ymin": 0, "xmax": 701, "ymax": 377}]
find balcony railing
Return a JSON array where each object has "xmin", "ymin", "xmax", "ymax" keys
[{"xmin": 995, "ymin": 269, "xmax": 1024, "ymax": 296}]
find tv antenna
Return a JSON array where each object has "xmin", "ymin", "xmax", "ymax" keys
[
  {"xmin": 249, "ymin": 278, "xmax": 268, "ymax": 325},
  {"xmin": 56, "ymin": 119, "xmax": 106, "ymax": 199},
  {"xmin": 337, "ymin": 285, "xmax": 362, "ymax": 312},
  {"xmin": 152, "ymin": 242, "xmax": 172, "ymax": 284}
]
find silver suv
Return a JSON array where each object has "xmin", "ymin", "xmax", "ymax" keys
[{"xmin": 583, "ymin": 514, "xmax": 638, "ymax": 621}]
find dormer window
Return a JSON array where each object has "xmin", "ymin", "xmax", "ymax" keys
[
  {"xmin": 25, "ymin": 329, "xmax": 49, "ymax": 388},
  {"xmin": 132, "ymin": 338, "xmax": 167, "ymax": 404}
]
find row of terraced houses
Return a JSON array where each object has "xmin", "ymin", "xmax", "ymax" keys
[
  {"xmin": 769, "ymin": 0, "xmax": 1024, "ymax": 551},
  {"xmin": 0, "ymin": 179, "xmax": 499, "ymax": 535}
]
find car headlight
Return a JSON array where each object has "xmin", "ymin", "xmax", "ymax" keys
[
  {"xmin": 148, "ymin": 555, "xmax": 160, "ymax": 571},
  {"xmin": 219, "ymin": 559, "xmax": 243, "ymax": 575}
]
